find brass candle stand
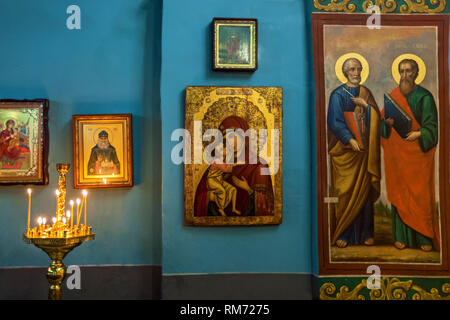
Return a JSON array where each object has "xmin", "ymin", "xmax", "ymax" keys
[{"xmin": 23, "ymin": 163, "xmax": 95, "ymax": 300}]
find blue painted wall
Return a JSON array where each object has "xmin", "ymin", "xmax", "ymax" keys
[
  {"xmin": 161, "ymin": 0, "xmax": 315, "ymax": 274},
  {"xmin": 0, "ymin": 0, "xmax": 162, "ymax": 267}
]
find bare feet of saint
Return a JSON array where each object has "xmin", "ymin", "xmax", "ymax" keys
[
  {"xmin": 336, "ymin": 240, "xmax": 348, "ymax": 248},
  {"xmin": 394, "ymin": 241, "xmax": 406, "ymax": 250},
  {"xmin": 420, "ymin": 245, "xmax": 432, "ymax": 252},
  {"xmin": 232, "ymin": 208, "xmax": 241, "ymax": 215},
  {"xmin": 364, "ymin": 238, "xmax": 374, "ymax": 246},
  {"xmin": 218, "ymin": 208, "xmax": 227, "ymax": 217}
]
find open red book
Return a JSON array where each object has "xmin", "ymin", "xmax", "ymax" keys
[{"xmin": 343, "ymin": 111, "xmax": 365, "ymax": 150}]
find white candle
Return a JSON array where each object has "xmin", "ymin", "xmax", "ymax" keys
[{"xmin": 37, "ymin": 216, "xmax": 42, "ymax": 232}]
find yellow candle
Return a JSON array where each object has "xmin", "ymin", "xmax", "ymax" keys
[
  {"xmin": 82, "ymin": 190, "xmax": 87, "ymax": 227},
  {"xmin": 76, "ymin": 198, "xmax": 81, "ymax": 227},
  {"xmin": 70, "ymin": 200, "xmax": 74, "ymax": 228},
  {"xmin": 27, "ymin": 188, "xmax": 32, "ymax": 233}
]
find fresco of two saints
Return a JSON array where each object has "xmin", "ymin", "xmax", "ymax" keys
[
  {"xmin": 324, "ymin": 25, "xmax": 443, "ymax": 264},
  {"xmin": 184, "ymin": 87, "xmax": 282, "ymax": 226}
]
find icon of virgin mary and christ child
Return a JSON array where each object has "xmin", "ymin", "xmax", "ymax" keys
[{"xmin": 194, "ymin": 116, "xmax": 275, "ymax": 217}]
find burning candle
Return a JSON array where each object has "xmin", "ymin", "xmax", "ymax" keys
[
  {"xmin": 102, "ymin": 178, "xmax": 107, "ymax": 184},
  {"xmin": 42, "ymin": 217, "xmax": 47, "ymax": 228},
  {"xmin": 82, "ymin": 190, "xmax": 87, "ymax": 227},
  {"xmin": 66, "ymin": 210, "xmax": 70, "ymax": 226},
  {"xmin": 76, "ymin": 198, "xmax": 81, "ymax": 227},
  {"xmin": 70, "ymin": 200, "xmax": 74, "ymax": 228},
  {"xmin": 63, "ymin": 217, "xmax": 67, "ymax": 224},
  {"xmin": 37, "ymin": 216, "xmax": 42, "ymax": 233},
  {"xmin": 52, "ymin": 217, "xmax": 56, "ymax": 225},
  {"xmin": 27, "ymin": 188, "xmax": 32, "ymax": 233}
]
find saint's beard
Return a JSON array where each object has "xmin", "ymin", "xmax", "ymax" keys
[
  {"xmin": 399, "ymin": 78, "xmax": 415, "ymax": 96},
  {"xmin": 347, "ymin": 76, "xmax": 361, "ymax": 86},
  {"xmin": 97, "ymin": 141, "xmax": 110, "ymax": 149}
]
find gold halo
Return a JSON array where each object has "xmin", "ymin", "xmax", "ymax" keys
[
  {"xmin": 93, "ymin": 127, "xmax": 114, "ymax": 146},
  {"xmin": 335, "ymin": 53, "xmax": 369, "ymax": 85},
  {"xmin": 3, "ymin": 117, "xmax": 18, "ymax": 129},
  {"xmin": 391, "ymin": 54, "xmax": 426, "ymax": 85}
]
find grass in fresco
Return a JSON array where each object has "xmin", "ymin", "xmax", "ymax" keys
[{"xmin": 331, "ymin": 201, "xmax": 441, "ymax": 264}]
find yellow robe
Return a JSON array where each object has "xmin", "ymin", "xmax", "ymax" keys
[
  {"xmin": 328, "ymin": 85, "xmax": 381, "ymax": 244},
  {"xmin": 207, "ymin": 169, "xmax": 236, "ymax": 210}
]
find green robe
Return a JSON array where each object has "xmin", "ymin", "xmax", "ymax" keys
[
  {"xmin": 381, "ymin": 85, "xmax": 438, "ymax": 248},
  {"xmin": 381, "ymin": 85, "xmax": 438, "ymax": 151}
]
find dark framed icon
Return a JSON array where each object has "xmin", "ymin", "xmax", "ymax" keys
[
  {"xmin": 212, "ymin": 18, "xmax": 258, "ymax": 72},
  {"xmin": 0, "ymin": 99, "xmax": 49, "ymax": 185}
]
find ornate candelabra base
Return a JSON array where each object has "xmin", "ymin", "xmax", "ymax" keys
[{"xmin": 23, "ymin": 233, "xmax": 95, "ymax": 300}]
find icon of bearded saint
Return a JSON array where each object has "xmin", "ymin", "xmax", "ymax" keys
[{"xmin": 87, "ymin": 130, "xmax": 120, "ymax": 176}]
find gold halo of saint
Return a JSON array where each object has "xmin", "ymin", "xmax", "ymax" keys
[
  {"xmin": 93, "ymin": 127, "xmax": 114, "ymax": 146},
  {"xmin": 3, "ymin": 117, "xmax": 19, "ymax": 129},
  {"xmin": 391, "ymin": 53, "xmax": 426, "ymax": 85},
  {"xmin": 201, "ymin": 96, "xmax": 268, "ymax": 149},
  {"xmin": 335, "ymin": 52, "xmax": 369, "ymax": 85}
]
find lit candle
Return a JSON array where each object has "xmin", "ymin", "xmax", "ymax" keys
[
  {"xmin": 42, "ymin": 217, "xmax": 47, "ymax": 229},
  {"xmin": 52, "ymin": 217, "xmax": 56, "ymax": 225},
  {"xmin": 66, "ymin": 210, "xmax": 70, "ymax": 226},
  {"xmin": 70, "ymin": 200, "xmax": 74, "ymax": 228},
  {"xmin": 27, "ymin": 188, "xmax": 32, "ymax": 233},
  {"xmin": 63, "ymin": 217, "xmax": 67, "ymax": 224},
  {"xmin": 76, "ymin": 198, "xmax": 81, "ymax": 227},
  {"xmin": 55, "ymin": 189, "xmax": 60, "ymax": 196},
  {"xmin": 103, "ymin": 178, "xmax": 107, "ymax": 184},
  {"xmin": 37, "ymin": 216, "xmax": 42, "ymax": 233},
  {"xmin": 82, "ymin": 190, "xmax": 87, "ymax": 227}
]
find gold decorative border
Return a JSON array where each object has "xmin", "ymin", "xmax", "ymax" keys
[
  {"xmin": 313, "ymin": 0, "xmax": 446, "ymax": 13},
  {"xmin": 320, "ymin": 277, "xmax": 450, "ymax": 300}
]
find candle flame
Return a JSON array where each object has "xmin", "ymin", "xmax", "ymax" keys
[
  {"xmin": 76, "ymin": 198, "xmax": 81, "ymax": 205},
  {"xmin": 70, "ymin": 200, "xmax": 74, "ymax": 206},
  {"xmin": 82, "ymin": 190, "xmax": 88, "ymax": 197},
  {"xmin": 103, "ymin": 178, "xmax": 107, "ymax": 184},
  {"xmin": 52, "ymin": 217, "xmax": 56, "ymax": 224},
  {"xmin": 63, "ymin": 217, "xmax": 67, "ymax": 224},
  {"xmin": 42, "ymin": 217, "xmax": 46, "ymax": 225},
  {"xmin": 37, "ymin": 217, "xmax": 42, "ymax": 225},
  {"xmin": 55, "ymin": 189, "xmax": 60, "ymax": 196},
  {"xmin": 66, "ymin": 210, "xmax": 70, "ymax": 218},
  {"xmin": 27, "ymin": 188, "xmax": 32, "ymax": 195}
]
